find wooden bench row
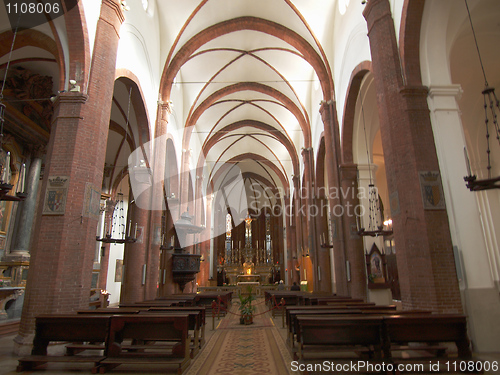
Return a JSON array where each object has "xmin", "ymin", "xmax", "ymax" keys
[
  {"xmin": 17, "ymin": 310, "xmax": 205, "ymax": 374},
  {"xmin": 120, "ymin": 291, "xmax": 233, "ymax": 316},
  {"xmin": 290, "ymin": 312, "xmax": 471, "ymax": 363}
]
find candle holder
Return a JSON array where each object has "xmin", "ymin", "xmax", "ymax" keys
[{"xmin": 96, "ymin": 234, "xmax": 137, "ymax": 244}]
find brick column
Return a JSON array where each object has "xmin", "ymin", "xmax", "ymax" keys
[
  {"xmin": 320, "ymin": 102, "xmax": 348, "ymax": 296},
  {"xmin": 301, "ymin": 147, "xmax": 318, "ymax": 291},
  {"xmin": 120, "ymin": 193, "xmax": 150, "ymax": 304},
  {"xmin": 292, "ymin": 175, "xmax": 303, "ymax": 284},
  {"xmin": 363, "ymin": 0, "xmax": 461, "ymax": 312},
  {"xmin": 198, "ymin": 193, "xmax": 211, "ymax": 286},
  {"xmin": 142, "ymin": 102, "xmax": 170, "ymax": 300},
  {"xmin": 15, "ymin": 0, "xmax": 124, "ymax": 354},
  {"xmin": 340, "ymin": 163, "xmax": 367, "ymax": 300}
]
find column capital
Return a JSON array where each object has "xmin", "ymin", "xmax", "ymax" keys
[
  {"xmin": 158, "ymin": 100, "xmax": 173, "ymax": 114},
  {"xmin": 340, "ymin": 163, "xmax": 358, "ymax": 181},
  {"xmin": 428, "ymin": 84, "xmax": 463, "ymax": 98},
  {"xmin": 363, "ymin": 0, "xmax": 392, "ymax": 32},
  {"xmin": 101, "ymin": 0, "xmax": 125, "ymax": 33},
  {"xmin": 357, "ymin": 163, "xmax": 378, "ymax": 181},
  {"xmin": 399, "ymin": 85, "xmax": 429, "ymax": 98},
  {"xmin": 319, "ymin": 100, "xmax": 334, "ymax": 123},
  {"xmin": 301, "ymin": 147, "xmax": 313, "ymax": 158}
]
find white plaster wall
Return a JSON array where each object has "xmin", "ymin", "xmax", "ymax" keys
[
  {"xmin": 81, "ymin": 0, "xmax": 101, "ymax": 60},
  {"xmin": 421, "ymin": 0, "xmax": 498, "ymax": 291},
  {"xmin": 331, "ymin": 2, "xmax": 371, "ymax": 138},
  {"xmin": 421, "ymin": 0, "xmax": 500, "ymax": 352},
  {"xmin": 106, "ymin": 242, "xmax": 125, "ymax": 306},
  {"xmin": 116, "ymin": 0, "xmax": 161, "ymax": 141}
]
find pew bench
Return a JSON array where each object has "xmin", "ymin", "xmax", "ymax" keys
[
  {"xmin": 98, "ymin": 314, "xmax": 191, "ymax": 374},
  {"xmin": 383, "ymin": 314, "xmax": 472, "ymax": 360},
  {"xmin": 295, "ymin": 316, "xmax": 385, "ymax": 360},
  {"xmin": 17, "ymin": 314, "xmax": 193, "ymax": 374},
  {"xmin": 147, "ymin": 306, "xmax": 206, "ymax": 348},
  {"xmin": 17, "ymin": 315, "xmax": 110, "ymax": 373},
  {"xmin": 138, "ymin": 310, "xmax": 202, "ymax": 357},
  {"xmin": 287, "ymin": 310, "xmax": 363, "ymax": 347}
]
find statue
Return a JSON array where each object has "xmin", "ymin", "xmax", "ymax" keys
[
  {"xmin": 244, "ymin": 212, "xmax": 253, "ymax": 248},
  {"xmin": 243, "ymin": 256, "xmax": 254, "ymax": 275}
]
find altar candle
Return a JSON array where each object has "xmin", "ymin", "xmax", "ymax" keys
[
  {"xmin": 3, "ymin": 152, "xmax": 10, "ymax": 183},
  {"xmin": 127, "ymin": 220, "xmax": 132, "ymax": 237},
  {"xmin": 104, "ymin": 222, "xmax": 107, "ymax": 236},
  {"xmin": 17, "ymin": 163, "xmax": 26, "ymax": 193},
  {"xmin": 134, "ymin": 223, "xmax": 138, "ymax": 238}
]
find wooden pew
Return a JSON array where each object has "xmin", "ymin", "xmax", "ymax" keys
[
  {"xmin": 194, "ymin": 292, "xmax": 233, "ymax": 317},
  {"xmin": 267, "ymin": 292, "xmax": 304, "ymax": 317},
  {"xmin": 99, "ymin": 314, "xmax": 191, "ymax": 374},
  {"xmin": 138, "ymin": 310, "xmax": 202, "ymax": 358},
  {"xmin": 295, "ymin": 315, "xmax": 385, "ymax": 360},
  {"xmin": 287, "ymin": 308, "xmax": 432, "ymax": 349},
  {"xmin": 148, "ymin": 306, "xmax": 206, "ymax": 347},
  {"xmin": 383, "ymin": 314, "xmax": 472, "ymax": 360},
  {"xmin": 154, "ymin": 295, "xmax": 198, "ymax": 306},
  {"xmin": 77, "ymin": 307, "xmax": 145, "ymax": 315},
  {"xmin": 284, "ymin": 304, "xmax": 391, "ymax": 331},
  {"xmin": 17, "ymin": 315, "xmax": 110, "ymax": 373},
  {"xmin": 287, "ymin": 309, "xmax": 363, "ymax": 346},
  {"xmin": 78, "ymin": 306, "xmax": 205, "ymax": 356}
]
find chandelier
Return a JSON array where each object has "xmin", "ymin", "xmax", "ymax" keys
[
  {"xmin": 96, "ymin": 193, "xmax": 137, "ymax": 244},
  {"xmin": 463, "ymin": 0, "xmax": 500, "ymax": 191}
]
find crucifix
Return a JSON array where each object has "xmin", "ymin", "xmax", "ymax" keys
[{"xmin": 244, "ymin": 212, "xmax": 253, "ymax": 248}]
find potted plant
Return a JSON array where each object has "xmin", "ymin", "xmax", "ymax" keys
[{"xmin": 238, "ymin": 286, "xmax": 256, "ymax": 325}]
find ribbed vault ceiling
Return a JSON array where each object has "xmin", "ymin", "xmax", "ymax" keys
[{"xmin": 158, "ymin": 0, "xmax": 336, "ymax": 198}]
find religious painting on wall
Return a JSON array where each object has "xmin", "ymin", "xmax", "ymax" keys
[
  {"xmin": 365, "ymin": 243, "xmax": 387, "ymax": 284},
  {"xmin": 115, "ymin": 259, "xmax": 123, "ymax": 282}
]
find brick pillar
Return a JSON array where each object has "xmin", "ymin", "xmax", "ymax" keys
[
  {"xmin": 363, "ymin": 0, "xmax": 461, "ymax": 312},
  {"xmin": 314, "ymin": 193, "xmax": 332, "ymax": 293},
  {"xmin": 120, "ymin": 191, "xmax": 150, "ymax": 304},
  {"xmin": 320, "ymin": 102, "xmax": 348, "ymax": 296},
  {"xmin": 198, "ymin": 193, "xmax": 212, "ymax": 286},
  {"xmin": 15, "ymin": 1, "xmax": 124, "ymax": 352},
  {"xmin": 143, "ymin": 102, "xmax": 169, "ymax": 300},
  {"xmin": 340, "ymin": 163, "xmax": 367, "ymax": 300},
  {"xmin": 301, "ymin": 147, "xmax": 318, "ymax": 291},
  {"xmin": 292, "ymin": 175, "xmax": 303, "ymax": 285}
]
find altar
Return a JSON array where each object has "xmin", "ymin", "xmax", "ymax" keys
[
  {"xmin": 220, "ymin": 213, "xmax": 277, "ymax": 286},
  {"xmin": 237, "ymin": 275, "xmax": 260, "ymax": 283}
]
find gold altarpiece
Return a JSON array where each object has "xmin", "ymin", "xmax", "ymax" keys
[{"xmin": 222, "ymin": 213, "xmax": 274, "ymax": 285}]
